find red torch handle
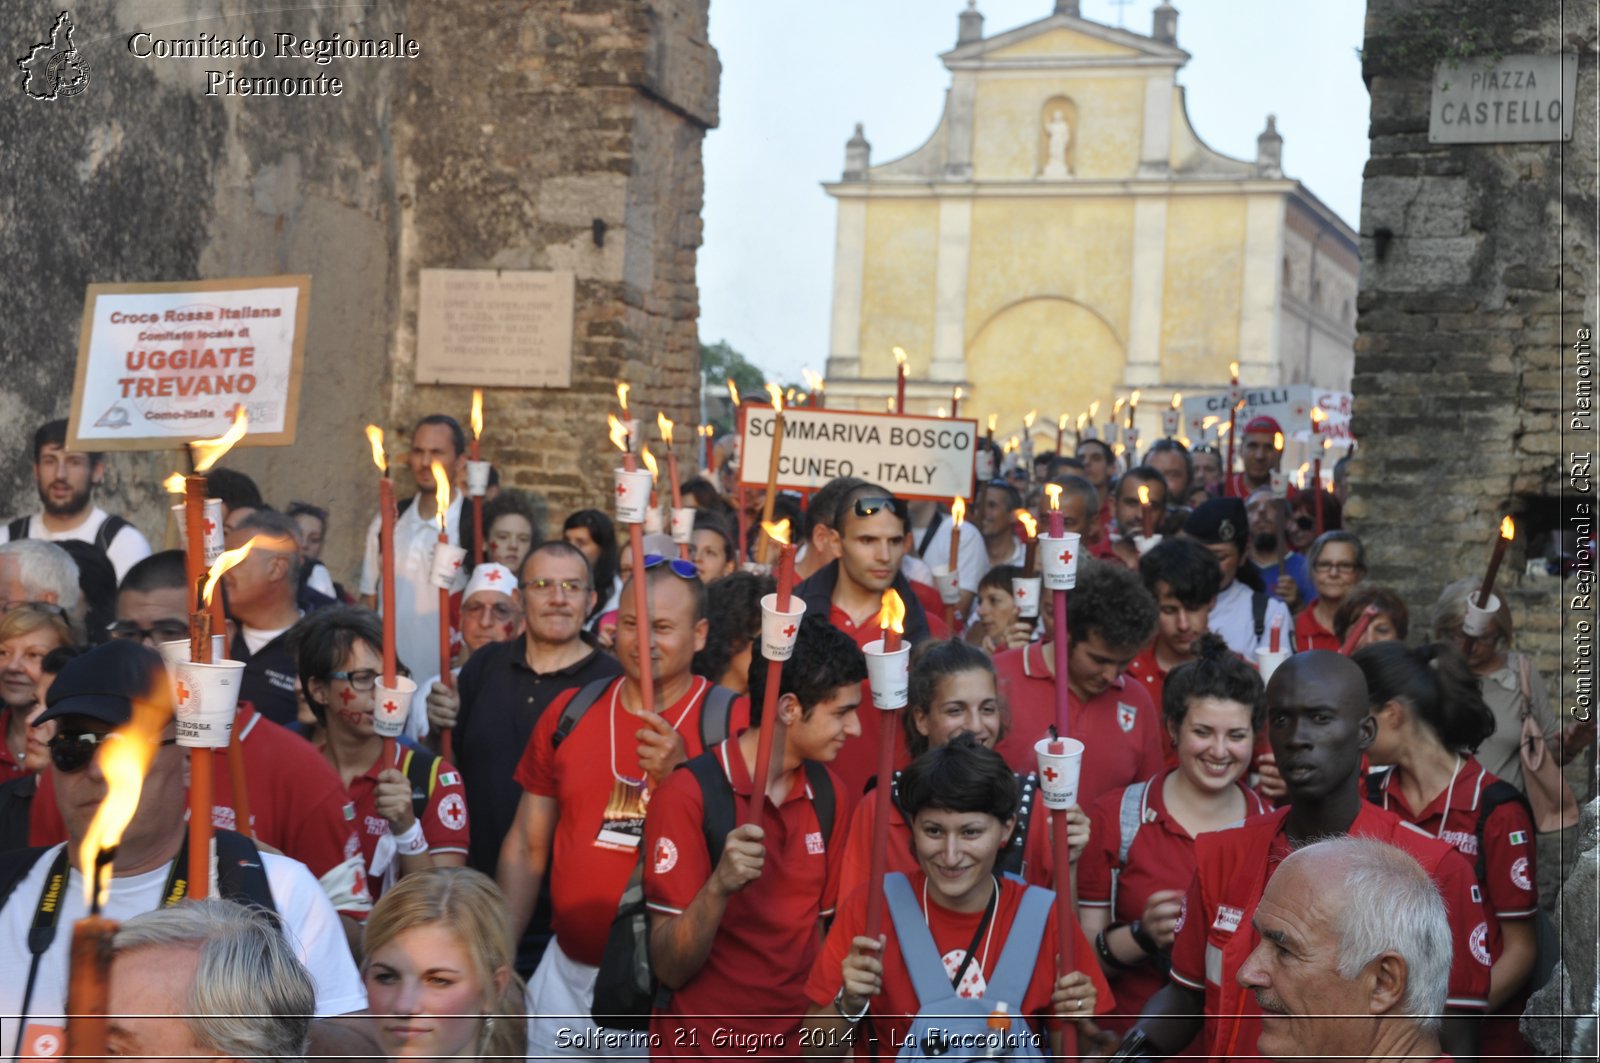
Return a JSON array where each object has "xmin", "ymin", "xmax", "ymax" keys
[
  {"xmin": 1052, "ymin": 810, "xmax": 1080, "ymax": 1060},
  {"xmin": 862, "ymin": 703, "xmax": 898, "ymax": 941},
  {"xmin": 744, "ymin": 544, "xmax": 796, "ymax": 825}
]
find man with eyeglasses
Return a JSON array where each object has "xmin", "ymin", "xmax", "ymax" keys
[
  {"xmin": 425, "ymin": 541, "xmax": 620, "ymax": 969},
  {"xmin": 501, "ymin": 553, "xmax": 745, "ymax": 1057},
  {"xmin": 0, "ymin": 640, "xmax": 367, "ymax": 1059},
  {"xmin": 1182, "ymin": 497, "xmax": 1292, "ymax": 661},
  {"xmin": 402, "ymin": 562, "xmax": 523, "ymax": 740},
  {"xmin": 0, "ymin": 418, "xmax": 152, "ymax": 582},
  {"xmin": 796, "ymin": 483, "xmax": 947, "ymax": 797},
  {"xmin": 30, "ymin": 549, "xmax": 373, "ymax": 926}
]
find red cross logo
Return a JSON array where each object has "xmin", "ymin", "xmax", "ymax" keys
[
  {"xmin": 783, "ymin": 623, "xmax": 797, "ymax": 637},
  {"xmin": 1015, "ymin": 588, "xmax": 1028, "ymax": 600},
  {"xmin": 452, "ymin": 557, "xmax": 463, "ymax": 569},
  {"xmin": 1041, "ymin": 765, "xmax": 1059, "ymax": 783},
  {"xmin": 175, "ymin": 681, "xmax": 190, "ymax": 704},
  {"xmin": 617, "ymin": 482, "xmax": 628, "ymax": 497},
  {"xmin": 382, "ymin": 700, "xmax": 398, "ymax": 714},
  {"xmin": 202, "ymin": 517, "xmax": 216, "ymax": 536},
  {"xmin": 339, "ymin": 687, "xmax": 357, "ymax": 705},
  {"xmin": 1292, "ymin": 405, "xmax": 1306, "ymax": 417},
  {"xmin": 1057, "ymin": 547, "xmax": 1073, "ymax": 566},
  {"xmin": 484, "ymin": 569, "xmax": 503, "ymax": 582}
]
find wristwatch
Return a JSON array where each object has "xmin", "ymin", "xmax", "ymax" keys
[{"xmin": 833, "ymin": 987, "xmax": 869, "ymax": 1024}]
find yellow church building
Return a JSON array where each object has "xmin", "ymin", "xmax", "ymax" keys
[{"xmin": 821, "ymin": 1, "xmax": 1358, "ymax": 450}]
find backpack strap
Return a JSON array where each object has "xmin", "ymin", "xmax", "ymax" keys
[
  {"xmin": 93, "ymin": 514, "xmax": 130, "ymax": 554},
  {"xmin": 986, "ymin": 885, "xmax": 1053, "ymax": 1006},
  {"xmin": 214, "ymin": 829, "xmax": 279, "ymax": 926},
  {"xmin": 885, "ymin": 871, "xmax": 952, "ymax": 1008},
  {"xmin": 1475, "ymin": 780, "xmax": 1534, "ymax": 885},
  {"xmin": 802, "ymin": 760, "xmax": 836, "ymax": 844},
  {"xmin": 1251, "ymin": 592, "xmax": 1268, "ymax": 641},
  {"xmin": 1365, "ymin": 766, "xmax": 1391, "ymax": 806},
  {"xmin": 401, "ymin": 747, "xmax": 442, "ymax": 824},
  {"xmin": 685, "ymin": 751, "xmax": 737, "ymax": 868},
  {"xmin": 697, "ymin": 684, "xmax": 738, "ymax": 750},
  {"xmin": 551, "ymin": 677, "xmax": 617, "ymax": 749},
  {"xmin": 6, "ymin": 517, "xmax": 29, "ymax": 542},
  {"xmin": 997, "ymin": 773, "xmax": 1037, "ymax": 877},
  {"xmin": 1111, "ymin": 779, "xmax": 1150, "ymax": 915}
]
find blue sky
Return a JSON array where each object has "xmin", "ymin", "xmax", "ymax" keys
[{"xmin": 697, "ymin": 0, "xmax": 1369, "ymax": 381}]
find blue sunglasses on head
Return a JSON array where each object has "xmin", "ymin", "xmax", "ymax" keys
[{"xmin": 643, "ymin": 554, "xmax": 699, "ymax": 580}]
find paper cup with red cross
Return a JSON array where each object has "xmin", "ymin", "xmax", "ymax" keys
[
  {"xmin": 1270, "ymin": 470, "xmax": 1288, "ymax": 499},
  {"xmin": 428, "ymin": 541, "xmax": 467, "ymax": 589},
  {"xmin": 158, "ymin": 636, "xmax": 228, "ymax": 672},
  {"xmin": 613, "ymin": 468, "xmax": 653, "ymax": 525},
  {"xmin": 1011, "ymin": 576, "xmax": 1042, "ymax": 619},
  {"xmin": 1038, "ymin": 533, "xmax": 1081, "ymax": 590},
  {"xmin": 932, "ymin": 565, "xmax": 961, "ymax": 604},
  {"xmin": 759, "ymin": 594, "xmax": 807, "ymax": 662},
  {"xmin": 372, "ymin": 676, "xmax": 417, "ymax": 739},
  {"xmin": 1162, "ymin": 408, "xmax": 1181, "ymax": 437},
  {"xmin": 864, "ymin": 638, "xmax": 911, "ymax": 710},
  {"xmin": 466, "ymin": 460, "xmax": 492, "ymax": 498},
  {"xmin": 670, "ymin": 507, "xmax": 695, "ymax": 545},
  {"xmin": 1133, "ymin": 533, "xmax": 1163, "ymax": 556},
  {"xmin": 1034, "ymin": 737, "xmax": 1085, "ymax": 810},
  {"xmin": 974, "ymin": 449, "xmax": 996, "ymax": 482},
  {"xmin": 173, "ymin": 658, "xmax": 246, "ymax": 749},
  {"xmin": 1463, "ymin": 591, "xmax": 1501, "ymax": 638},
  {"xmin": 1256, "ymin": 647, "xmax": 1291, "ymax": 686},
  {"xmin": 171, "ymin": 498, "xmax": 225, "ymax": 565}
]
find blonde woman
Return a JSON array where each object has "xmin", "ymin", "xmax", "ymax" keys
[{"xmin": 362, "ymin": 867, "xmax": 528, "ymax": 1060}]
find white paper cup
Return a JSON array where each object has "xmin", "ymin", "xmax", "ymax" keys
[
  {"xmin": 974, "ymin": 450, "xmax": 996, "ymax": 481},
  {"xmin": 932, "ymin": 564, "xmax": 961, "ymax": 604},
  {"xmin": 1083, "ymin": 424, "xmax": 1098, "ymax": 441},
  {"xmin": 173, "ymin": 658, "xmax": 246, "ymax": 749},
  {"xmin": 670, "ymin": 507, "xmax": 695, "ymax": 545},
  {"xmin": 863, "ymin": 638, "xmax": 911, "ymax": 710},
  {"xmin": 1162, "ymin": 410, "xmax": 1180, "ymax": 436},
  {"xmin": 614, "ymin": 467, "xmax": 653, "ymax": 524},
  {"xmin": 1039, "ymin": 533, "xmax": 1080, "ymax": 590},
  {"xmin": 1126, "ymin": 427, "xmax": 1140, "ymax": 452},
  {"xmin": 171, "ymin": 498, "xmax": 225, "ymax": 565},
  {"xmin": 759, "ymin": 593, "xmax": 807, "ymax": 661},
  {"xmin": 373, "ymin": 676, "xmax": 417, "ymax": 739},
  {"xmin": 1134, "ymin": 532, "xmax": 1163, "ymax": 556},
  {"xmin": 1256, "ymin": 647, "xmax": 1291, "ymax": 686},
  {"xmin": 466, "ymin": 460, "xmax": 492, "ymax": 497},
  {"xmin": 1270, "ymin": 470, "xmax": 1287, "ymax": 498},
  {"xmin": 1463, "ymin": 591, "xmax": 1501, "ymax": 638},
  {"xmin": 644, "ymin": 505, "xmax": 665, "ymax": 536},
  {"xmin": 158, "ymin": 636, "xmax": 228, "ymax": 672},
  {"xmin": 1034, "ymin": 736, "xmax": 1085, "ymax": 810},
  {"xmin": 1011, "ymin": 576, "xmax": 1042, "ymax": 619},
  {"xmin": 428, "ymin": 542, "xmax": 467, "ymax": 589}
]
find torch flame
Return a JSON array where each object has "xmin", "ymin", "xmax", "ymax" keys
[
  {"xmin": 879, "ymin": 589, "xmax": 906, "ymax": 636},
  {"xmin": 202, "ymin": 535, "xmax": 267, "ymax": 607},
  {"xmin": 727, "ymin": 378, "xmax": 740, "ymax": 407},
  {"xmin": 887, "ymin": 397, "xmax": 897, "ymax": 413},
  {"xmin": 641, "ymin": 449, "xmax": 660, "ymax": 482},
  {"xmin": 1077, "ymin": 413, "xmax": 1087, "ymax": 430},
  {"xmin": 1058, "ymin": 413, "xmax": 1069, "ymax": 431},
  {"xmin": 1500, "ymin": 516, "xmax": 1515, "ymax": 540},
  {"xmin": 802, "ymin": 368, "xmax": 824, "ymax": 391},
  {"xmin": 954, "ymin": 386, "xmax": 964, "ymax": 401},
  {"xmin": 1310, "ymin": 406, "xmax": 1327, "ymax": 426},
  {"xmin": 470, "ymin": 389, "xmax": 483, "ymax": 441},
  {"xmin": 952, "ymin": 497, "xmax": 966, "ymax": 525},
  {"xmin": 79, "ymin": 687, "xmax": 167, "ymax": 908},
  {"xmin": 1273, "ymin": 432, "xmax": 1285, "ymax": 451},
  {"xmin": 1137, "ymin": 484, "xmax": 1151, "ymax": 506},
  {"xmin": 1015, "ymin": 509, "xmax": 1038, "ymax": 539},
  {"xmin": 1201, "ymin": 416, "xmax": 1219, "ymax": 431},
  {"xmin": 786, "ymin": 387, "xmax": 796, "ymax": 403},
  {"xmin": 1323, "ymin": 437, "xmax": 1333, "ymax": 451},
  {"xmin": 1046, "ymin": 484, "xmax": 1062, "ymax": 512},
  {"xmin": 1088, "ymin": 401, "xmax": 1100, "ymax": 420},
  {"xmin": 431, "ymin": 461, "xmax": 451, "ymax": 531},
  {"xmin": 615, "ymin": 382, "xmax": 630, "ymax": 413},
  {"xmin": 191, "ymin": 406, "xmax": 249, "ymax": 473},
  {"xmin": 162, "ymin": 472, "xmax": 186, "ymax": 494},
  {"xmin": 364, "ymin": 425, "xmax": 388, "ymax": 475},
  {"xmin": 1229, "ymin": 360, "xmax": 1241, "ymax": 380},
  {"xmin": 760, "ymin": 519, "xmax": 792, "ymax": 546},
  {"xmin": 1130, "ymin": 390, "xmax": 1142, "ymax": 408},
  {"xmin": 1171, "ymin": 392, "xmax": 1182, "ymax": 409},
  {"xmin": 936, "ymin": 407, "xmax": 948, "ymax": 418},
  {"xmin": 657, "ymin": 412, "xmax": 675, "ymax": 445},
  {"xmin": 892, "ymin": 346, "xmax": 908, "ymax": 368},
  {"xmin": 765, "ymin": 383, "xmax": 784, "ymax": 411},
  {"xmin": 1296, "ymin": 461, "xmax": 1311, "ymax": 480},
  {"xmin": 1024, "ymin": 409, "xmax": 1037, "ymax": 428},
  {"xmin": 987, "ymin": 414, "xmax": 998, "ymax": 432},
  {"xmin": 1113, "ymin": 398, "xmax": 1125, "ymax": 415},
  {"xmin": 608, "ymin": 414, "xmax": 630, "ymax": 453}
]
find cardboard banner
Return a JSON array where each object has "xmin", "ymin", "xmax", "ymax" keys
[
  {"xmin": 737, "ymin": 406, "xmax": 977, "ymax": 500},
  {"xmin": 1178, "ymin": 384, "xmax": 1353, "ymax": 445},
  {"xmin": 68, "ymin": 275, "xmax": 309, "ymax": 451}
]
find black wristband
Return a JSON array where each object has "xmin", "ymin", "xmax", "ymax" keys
[
  {"xmin": 1095, "ymin": 923, "xmax": 1139, "ymax": 971},
  {"xmin": 1129, "ymin": 919, "xmax": 1161, "ymax": 957}
]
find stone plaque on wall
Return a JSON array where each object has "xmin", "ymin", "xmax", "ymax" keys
[
  {"xmin": 1429, "ymin": 54, "xmax": 1576, "ymax": 144},
  {"xmin": 416, "ymin": 269, "xmax": 574, "ymax": 388}
]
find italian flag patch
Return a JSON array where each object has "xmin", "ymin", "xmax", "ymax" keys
[{"xmin": 1508, "ymin": 830, "xmax": 1528, "ymax": 845}]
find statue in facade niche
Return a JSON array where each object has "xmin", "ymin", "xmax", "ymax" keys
[{"xmin": 1042, "ymin": 109, "xmax": 1072, "ymax": 178}]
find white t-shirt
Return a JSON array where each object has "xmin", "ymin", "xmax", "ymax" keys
[
  {"xmin": 914, "ymin": 517, "xmax": 991, "ymax": 595},
  {"xmin": 407, "ymin": 665, "xmax": 462, "ymax": 739},
  {"xmin": 241, "ymin": 621, "xmax": 294, "ymax": 656},
  {"xmin": 1208, "ymin": 578, "xmax": 1294, "ymax": 658},
  {"xmin": 0, "ymin": 844, "xmax": 366, "ymax": 1056},
  {"xmin": 306, "ymin": 560, "xmax": 337, "ymax": 599},
  {"xmin": 0, "ymin": 506, "xmax": 153, "ymax": 581},
  {"xmin": 359, "ymin": 495, "xmax": 464, "ymax": 679}
]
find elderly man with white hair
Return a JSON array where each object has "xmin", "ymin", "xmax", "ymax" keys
[{"xmin": 1237, "ymin": 835, "xmax": 1453, "ymax": 1063}]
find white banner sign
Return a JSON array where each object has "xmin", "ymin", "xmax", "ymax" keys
[
  {"xmin": 738, "ymin": 407, "xmax": 977, "ymax": 500},
  {"xmin": 1178, "ymin": 385, "xmax": 1353, "ymax": 445},
  {"xmin": 68, "ymin": 275, "xmax": 309, "ymax": 450}
]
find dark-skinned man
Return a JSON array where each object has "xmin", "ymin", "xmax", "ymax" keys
[
  {"xmin": 796, "ymin": 482, "xmax": 947, "ymax": 796},
  {"xmin": 499, "ymin": 557, "xmax": 747, "ymax": 1059},
  {"xmin": 1123, "ymin": 651, "xmax": 1491, "ymax": 1063}
]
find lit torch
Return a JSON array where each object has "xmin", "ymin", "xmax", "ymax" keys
[
  {"xmin": 892, "ymin": 346, "xmax": 908, "ymax": 413},
  {"xmin": 611, "ymin": 412, "xmax": 656, "ymax": 718},
  {"xmin": 863, "ymin": 588, "xmax": 908, "ymax": 941},
  {"xmin": 469, "ymin": 389, "xmax": 486, "ymax": 565},
  {"xmin": 430, "ymin": 460, "xmax": 459, "ymax": 762},
  {"xmin": 366, "ymin": 426, "xmax": 398, "ymax": 689},
  {"xmin": 802, "ymin": 368, "xmax": 826, "ymax": 408},
  {"xmin": 746, "ymin": 519, "xmax": 798, "ymax": 826},
  {"xmin": 659, "ymin": 413, "xmax": 689, "ymax": 560},
  {"xmin": 1017, "ymin": 509, "xmax": 1039, "ymax": 575},
  {"xmin": 758, "ymin": 384, "xmax": 787, "ymax": 564},
  {"xmin": 1137, "ymin": 483, "xmax": 1157, "ymax": 539}
]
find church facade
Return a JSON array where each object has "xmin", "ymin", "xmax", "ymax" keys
[{"xmin": 822, "ymin": 1, "xmax": 1357, "ymax": 448}]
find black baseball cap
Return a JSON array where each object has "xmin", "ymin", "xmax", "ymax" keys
[
  {"xmin": 37, "ymin": 640, "xmax": 171, "ymax": 728},
  {"xmin": 1183, "ymin": 497, "xmax": 1249, "ymax": 550}
]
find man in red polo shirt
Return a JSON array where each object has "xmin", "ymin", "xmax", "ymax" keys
[
  {"xmin": 1106, "ymin": 467, "xmax": 1169, "ymax": 569},
  {"xmin": 1224, "ymin": 416, "xmax": 1296, "ymax": 501},
  {"xmin": 1122, "ymin": 652, "xmax": 1491, "ymax": 1063},
  {"xmin": 500, "ymin": 559, "xmax": 748, "ymax": 1059},
  {"xmin": 644, "ymin": 615, "xmax": 865, "ymax": 1056},
  {"xmin": 796, "ymin": 483, "xmax": 947, "ymax": 796},
  {"xmin": 992, "ymin": 561, "xmax": 1163, "ymax": 811},
  {"xmin": 1128, "ymin": 538, "xmax": 1223, "ymax": 763}
]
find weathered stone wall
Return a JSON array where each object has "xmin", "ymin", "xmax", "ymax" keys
[
  {"xmin": 0, "ymin": 0, "xmax": 716, "ymax": 584},
  {"xmin": 1354, "ymin": 0, "xmax": 1597, "ymax": 733}
]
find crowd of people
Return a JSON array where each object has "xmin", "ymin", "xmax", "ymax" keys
[{"xmin": 0, "ymin": 410, "xmax": 1591, "ymax": 1061}]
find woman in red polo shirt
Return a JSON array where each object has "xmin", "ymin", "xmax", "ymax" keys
[
  {"xmin": 1355, "ymin": 640, "xmax": 1537, "ymax": 1058},
  {"xmin": 1077, "ymin": 633, "xmax": 1267, "ymax": 1034},
  {"xmin": 1294, "ymin": 531, "xmax": 1367, "ymax": 651},
  {"xmin": 837, "ymin": 639, "xmax": 1084, "ymax": 899}
]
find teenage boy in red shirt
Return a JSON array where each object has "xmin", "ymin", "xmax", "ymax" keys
[{"xmin": 1127, "ymin": 538, "xmax": 1224, "ymax": 765}]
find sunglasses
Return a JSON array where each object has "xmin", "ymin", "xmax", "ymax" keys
[
  {"xmin": 107, "ymin": 619, "xmax": 191, "ymax": 645},
  {"xmin": 643, "ymin": 554, "xmax": 699, "ymax": 580},
  {"xmin": 851, "ymin": 496, "xmax": 908, "ymax": 520},
  {"xmin": 49, "ymin": 730, "xmax": 178, "ymax": 774}
]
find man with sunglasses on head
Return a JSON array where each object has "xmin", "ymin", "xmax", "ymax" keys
[
  {"xmin": 0, "ymin": 640, "xmax": 366, "ymax": 1060},
  {"xmin": 500, "ymin": 552, "xmax": 747, "ymax": 1058},
  {"xmin": 30, "ymin": 548, "xmax": 372, "ymax": 926},
  {"xmin": 796, "ymin": 483, "xmax": 948, "ymax": 797},
  {"xmin": 402, "ymin": 562, "xmax": 523, "ymax": 740}
]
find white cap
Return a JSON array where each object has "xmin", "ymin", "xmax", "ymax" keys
[{"xmin": 463, "ymin": 563, "xmax": 517, "ymax": 600}]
